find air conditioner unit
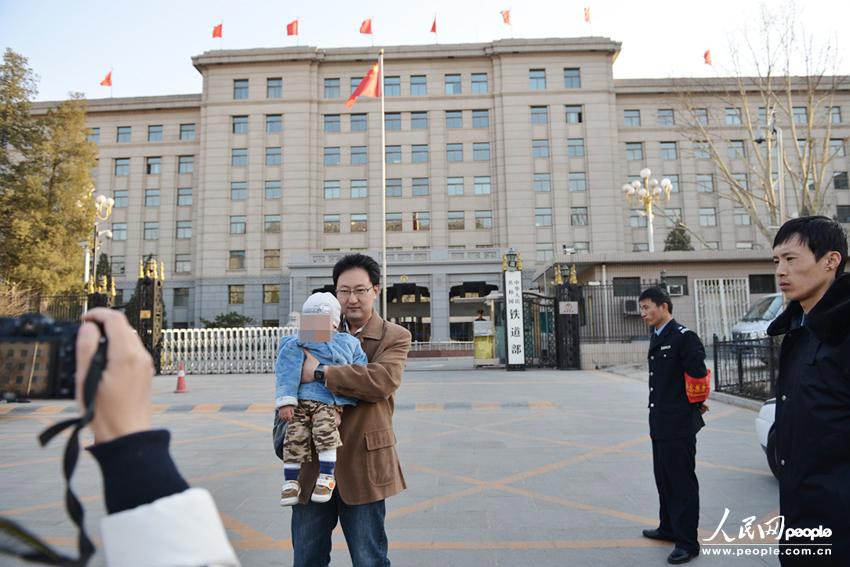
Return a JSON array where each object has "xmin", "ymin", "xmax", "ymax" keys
[
  {"xmin": 622, "ymin": 297, "xmax": 640, "ymax": 316},
  {"xmin": 667, "ymin": 284, "xmax": 685, "ymax": 297}
]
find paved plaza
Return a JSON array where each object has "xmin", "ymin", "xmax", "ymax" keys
[{"xmin": 1, "ymin": 363, "xmax": 781, "ymax": 566}]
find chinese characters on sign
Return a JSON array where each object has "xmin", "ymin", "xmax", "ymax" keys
[{"xmin": 504, "ymin": 270, "xmax": 525, "ymax": 366}]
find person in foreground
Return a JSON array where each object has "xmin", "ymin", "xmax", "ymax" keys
[
  {"xmin": 76, "ymin": 308, "xmax": 239, "ymax": 567},
  {"xmin": 767, "ymin": 216, "xmax": 849, "ymax": 566},
  {"xmin": 638, "ymin": 286, "xmax": 709, "ymax": 565}
]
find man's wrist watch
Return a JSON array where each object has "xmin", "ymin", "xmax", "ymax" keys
[{"xmin": 314, "ymin": 365, "xmax": 326, "ymax": 382}]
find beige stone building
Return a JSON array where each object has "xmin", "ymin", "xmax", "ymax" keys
[{"xmin": 63, "ymin": 37, "xmax": 849, "ymax": 341}]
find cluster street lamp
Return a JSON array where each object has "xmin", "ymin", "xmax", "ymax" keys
[
  {"xmin": 622, "ymin": 168, "xmax": 673, "ymax": 253},
  {"xmin": 82, "ymin": 191, "xmax": 115, "ymax": 311}
]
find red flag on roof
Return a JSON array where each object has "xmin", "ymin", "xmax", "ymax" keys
[
  {"xmin": 360, "ymin": 18, "xmax": 373, "ymax": 34},
  {"xmin": 431, "ymin": 16, "xmax": 437, "ymax": 34},
  {"xmin": 212, "ymin": 23, "xmax": 223, "ymax": 38},
  {"xmin": 500, "ymin": 10, "xmax": 511, "ymax": 25},
  {"xmin": 583, "ymin": 7, "xmax": 591, "ymax": 23},
  {"xmin": 704, "ymin": 49, "xmax": 712, "ymax": 65},
  {"xmin": 99, "ymin": 71, "xmax": 112, "ymax": 87},
  {"xmin": 345, "ymin": 62, "xmax": 381, "ymax": 109},
  {"xmin": 286, "ymin": 20, "xmax": 299, "ymax": 36}
]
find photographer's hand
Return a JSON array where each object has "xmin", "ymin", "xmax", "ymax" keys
[{"xmin": 76, "ymin": 308, "xmax": 153, "ymax": 443}]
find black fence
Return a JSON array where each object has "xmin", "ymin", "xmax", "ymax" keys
[
  {"xmin": 713, "ymin": 336, "xmax": 779, "ymax": 401},
  {"xmin": 26, "ymin": 295, "xmax": 88, "ymax": 321},
  {"xmin": 577, "ymin": 282, "xmax": 659, "ymax": 343}
]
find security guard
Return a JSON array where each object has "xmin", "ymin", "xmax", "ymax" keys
[{"xmin": 638, "ymin": 286, "xmax": 708, "ymax": 565}]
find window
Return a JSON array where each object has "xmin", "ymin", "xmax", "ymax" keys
[
  {"xmin": 175, "ymin": 254, "xmax": 191, "ymax": 273},
  {"xmin": 444, "ymin": 74, "xmax": 461, "ymax": 94},
  {"xmin": 734, "ymin": 207, "xmax": 751, "ymax": 226},
  {"xmin": 563, "ymin": 68, "xmax": 581, "ymax": 88},
  {"xmin": 535, "ymin": 208, "xmax": 553, "ymax": 227},
  {"xmin": 661, "ymin": 276, "xmax": 689, "ymax": 295},
  {"xmin": 351, "ymin": 146, "xmax": 368, "ymax": 164},
  {"xmin": 145, "ymin": 156, "xmax": 161, "ymax": 175},
  {"xmin": 117, "ymin": 126, "xmax": 131, "ymax": 143},
  {"xmin": 829, "ymin": 106, "xmax": 842, "ymax": 124},
  {"xmin": 176, "ymin": 220, "xmax": 192, "ymax": 239},
  {"xmin": 411, "ymin": 111, "xmax": 428, "ymax": 129},
  {"xmin": 147, "ymin": 125, "xmax": 163, "ymax": 142},
  {"xmin": 230, "ymin": 215, "xmax": 247, "ymax": 235},
  {"xmin": 87, "ymin": 127, "xmax": 100, "ymax": 143},
  {"xmin": 465, "ymin": 110, "xmax": 489, "ymax": 131},
  {"xmin": 571, "ymin": 207, "xmax": 588, "ymax": 226},
  {"xmin": 385, "ymin": 145, "xmax": 401, "ymax": 164},
  {"xmin": 264, "ymin": 214, "xmax": 281, "ymax": 233},
  {"xmin": 529, "ymin": 69, "xmax": 546, "ymax": 90},
  {"xmin": 263, "ymin": 284, "xmax": 280, "ymax": 304},
  {"xmin": 625, "ymin": 142, "xmax": 644, "ymax": 161},
  {"xmin": 694, "ymin": 108, "xmax": 709, "ymax": 126},
  {"xmin": 623, "ymin": 109, "xmax": 641, "ymax": 127},
  {"xmin": 567, "ymin": 138, "xmax": 585, "ymax": 157},
  {"xmin": 267, "ymin": 77, "xmax": 282, "ymax": 98},
  {"xmin": 666, "ymin": 174, "xmax": 680, "ymax": 192},
  {"xmin": 385, "ymin": 212, "xmax": 402, "ymax": 232},
  {"xmin": 412, "ymin": 177, "xmax": 430, "ymax": 196},
  {"xmin": 113, "ymin": 190, "xmax": 128, "ymax": 208},
  {"xmin": 657, "ymin": 109, "xmax": 675, "ymax": 126},
  {"xmin": 536, "ymin": 243, "xmax": 554, "ymax": 263},
  {"xmin": 836, "ymin": 205, "xmax": 850, "ymax": 223},
  {"xmin": 833, "ymin": 171, "xmax": 848, "ymax": 190},
  {"xmin": 385, "ymin": 112, "xmax": 401, "ymax": 130},
  {"xmin": 232, "ymin": 115, "xmax": 249, "ymax": 134},
  {"xmin": 323, "ymin": 180, "xmax": 341, "ymax": 200},
  {"xmin": 473, "ymin": 143, "xmax": 490, "ymax": 161},
  {"xmin": 793, "ymin": 106, "xmax": 807, "ymax": 125},
  {"xmin": 351, "ymin": 179, "xmax": 368, "ymax": 199},
  {"xmin": 474, "ymin": 176, "xmax": 491, "ymax": 195},
  {"xmin": 569, "ymin": 172, "xmax": 587, "ymax": 192},
  {"xmin": 230, "ymin": 181, "xmax": 247, "ymax": 201},
  {"xmin": 745, "ymin": 274, "xmax": 776, "ymax": 295},
  {"xmin": 736, "ymin": 242, "xmax": 754, "ymax": 250},
  {"xmin": 693, "ymin": 141, "xmax": 710, "ymax": 159},
  {"xmin": 265, "ymin": 146, "xmax": 282, "ymax": 166},
  {"xmin": 448, "ymin": 211, "xmax": 465, "ymax": 230},
  {"xmin": 732, "ymin": 173, "xmax": 748, "ymax": 189},
  {"xmin": 266, "ymin": 114, "xmax": 283, "ymax": 133},
  {"xmin": 699, "ymin": 207, "xmax": 717, "ymax": 226},
  {"xmin": 112, "ymin": 223, "xmax": 127, "ymax": 241},
  {"xmin": 350, "ymin": 214, "xmax": 368, "ymax": 232},
  {"xmin": 323, "ymin": 114, "xmax": 341, "ymax": 133},
  {"xmin": 324, "ymin": 146, "xmax": 340, "ymax": 166},
  {"xmin": 829, "ymin": 139, "xmax": 846, "ymax": 158},
  {"xmin": 445, "ymin": 110, "xmax": 463, "ymax": 129},
  {"xmin": 412, "ymin": 211, "xmax": 430, "ymax": 231},
  {"xmin": 143, "ymin": 222, "xmax": 159, "ymax": 240},
  {"xmin": 228, "ymin": 250, "xmax": 246, "ymax": 270},
  {"xmin": 532, "ymin": 139, "xmax": 550, "ymax": 158},
  {"xmin": 323, "ymin": 214, "xmax": 340, "ymax": 233},
  {"xmin": 728, "ymin": 140, "xmax": 746, "ymax": 160},
  {"xmin": 144, "ymin": 189, "xmax": 160, "ymax": 207},
  {"xmin": 264, "ymin": 180, "xmax": 281, "ymax": 200},
  {"xmin": 264, "ymin": 249, "xmax": 280, "ymax": 269},
  {"xmin": 447, "ymin": 177, "xmax": 464, "ymax": 196},
  {"xmin": 111, "ymin": 256, "xmax": 126, "ymax": 276},
  {"xmin": 179, "ymin": 123, "xmax": 195, "ymax": 141},
  {"xmin": 531, "ymin": 106, "xmax": 549, "ymax": 124},
  {"xmin": 324, "ymin": 78, "xmax": 340, "ymax": 98},
  {"xmin": 350, "ymin": 113, "xmax": 367, "ymax": 131},
  {"xmin": 574, "ymin": 241, "xmax": 590, "ymax": 254},
  {"xmin": 659, "ymin": 141, "xmax": 678, "ymax": 160},
  {"xmin": 471, "ymin": 73, "xmax": 488, "ymax": 93},
  {"xmin": 410, "ymin": 75, "xmax": 427, "ymax": 96},
  {"xmin": 411, "ymin": 144, "xmax": 429, "ymax": 164},
  {"xmin": 629, "ymin": 209, "xmax": 647, "ymax": 228},
  {"xmin": 633, "ymin": 243, "xmax": 649, "ymax": 252},
  {"xmin": 233, "ymin": 79, "xmax": 249, "ymax": 99},
  {"xmin": 173, "ymin": 288, "xmax": 189, "ymax": 308},
  {"xmin": 385, "ymin": 178, "xmax": 402, "ymax": 197},
  {"xmin": 350, "ymin": 77, "xmax": 361, "ymax": 94},
  {"xmin": 725, "ymin": 107, "xmax": 742, "ymax": 125},
  {"xmin": 665, "ymin": 208, "xmax": 683, "ymax": 227},
  {"xmin": 231, "ymin": 148, "xmax": 247, "ymax": 167},
  {"xmin": 697, "ymin": 174, "xmax": 714, "ymax": 193},
  {"xmin": 565, "ymin": 105, "xmax": 583, "ymax": 124},
  {"xmin": 178, "ymin": 155, "xmax": 193, "ymax": 174},
  {"xmin": 475, "ymin": 210, "xmax": 492, "ymax": 229},
  {"xmin": 384, "ymin": 76, "xmax": 401, "ymax": 96},
  {"xmin": 533, "ymin": 173, "xmax": 551, "ymax": 192},
  {"xmin": 228, "ymin": 284, "xmax": 245, "ymax": 303},
  {"xmin": 446, "ymin": 143, "xmax": 463, "ymax": 161}
]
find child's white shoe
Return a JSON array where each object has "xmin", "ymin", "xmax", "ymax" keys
[
  {"xmin": 280, "ymin": 480, "xmax": 301, "ymax": 506},
  {"xmin": 311, "ymin": 473, "xmax": 336, "ymax": 503}
]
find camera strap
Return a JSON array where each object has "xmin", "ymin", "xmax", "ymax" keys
[{"xmin": 0, "ymin": 324, "xmax": 107, "ymax": 566}]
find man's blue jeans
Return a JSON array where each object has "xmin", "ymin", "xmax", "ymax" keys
[{"xmin": 291, "ymin": 490, "xmax": 390, "ymax": 567}]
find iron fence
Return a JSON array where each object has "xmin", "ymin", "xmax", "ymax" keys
[
  {"xmin": 712, "ymin": 335, "xmax": 779, "ymax": 401},
  {"xmin": 26, "ymin": 294, "xmax": 88, "ymax": 321},
  {"xmin": 578, "ymin": 282, "xmax": 659, "ymax": 343}
]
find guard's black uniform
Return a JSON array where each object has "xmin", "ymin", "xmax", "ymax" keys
[{"xmin": 647, "ymin": 318, "xmax": 707, "ymax": 554}]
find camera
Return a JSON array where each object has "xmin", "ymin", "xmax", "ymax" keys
[{"xmin": 0, "ymin": 313, "xmax": 78, "ymax": 400}]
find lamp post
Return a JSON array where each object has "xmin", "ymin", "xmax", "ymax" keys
[
  {"xmin": 622, "ymin": 168, "xmax": 672, "ymax": 253},
  {"xmin": 754, "ymin": 110, "xmax": 786, "ymax": 225},
  {"xmin": 84, "ymin": 191, "xmax": 115, "ymax": 311}
]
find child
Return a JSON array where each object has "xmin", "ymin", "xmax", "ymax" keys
[{"xmin": 274, "ymin": 292, "xmax": 367, "ymax": 506}]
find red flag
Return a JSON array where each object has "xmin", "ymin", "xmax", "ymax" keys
[
  {"xmin": 583, "ymin": 7, "xmax": 591, "ymax": 23},
  {"xmin": 500, "ymin": 10, "xmax": 511, "ymax": 25},
  {"xmin": 360, "ymin": 18, "xmax": 372, "ymax": 34},
  {"xmin": 286, "ymin": 20, "xmax": 299, "ymax": 36},
  {"xmin": 704, "ymin": 49, "xmax": 712, "ymax": 65},
  {"xmin": 99, "ymin": 71, "xmax": 112, "ymax": 87},
  {"xmin": 430, "ymin": 16, "xmax": 437, "ymax": 34},
  {"xmin": 345, "ymin": 62, "xmax": 381, "ymax": 109},
  {"xmin": 212, "ymin": 23, "xmax": 223, "ymax": 38}
]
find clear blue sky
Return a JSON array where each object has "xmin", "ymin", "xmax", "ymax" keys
[{"xmin": 2, "ymin": 0, "xmax": 848, "ymax": 102}]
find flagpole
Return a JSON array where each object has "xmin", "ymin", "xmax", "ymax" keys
[{"xmin": 379, "ymin": 48, "xmax": 387, "ymax": 320}]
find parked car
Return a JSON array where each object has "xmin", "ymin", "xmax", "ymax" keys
[
  {"xmin": 731, "ymin": 293, "xmax": 784, "ymax": 340},
  {"xmin": 755, "ymin": 398, "xmax": 778, "ymax": 478}
]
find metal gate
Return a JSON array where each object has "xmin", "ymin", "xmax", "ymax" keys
[
  {"xmin": 522, "ymin": 293, "xmax": 557, "ymax": 368},
  {"xmin": 694, "ymin": 277, "xmax": 750, "ymax": 340}
]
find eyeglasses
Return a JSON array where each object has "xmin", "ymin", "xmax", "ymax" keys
[{"xmin": 335, "ymin": 286, "xmax": 375, "ymax": 298}]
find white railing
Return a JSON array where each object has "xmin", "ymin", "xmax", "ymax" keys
[
  {"xmin": 409, "ymin": 341, "xmax": 474, "ymax": 352},
  {"xmin": 160, "ymin": 327, "xmax": 298, "ymax": 374}
]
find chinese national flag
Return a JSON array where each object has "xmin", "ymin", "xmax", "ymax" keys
[
  {"xmin": 212, "ymin": 23, "xmax": 223, "ymax": 38},
  {"xmin": 99, "ymin": 71, "xmax": 112, "ymax": 87},
  {"xmin": 360, "ymin": 18, "xmax": 373, "ymax": 34},
  {"xmin": 583, "ymin": 7, "xmax": 591, "ymax": 23},
  {"xmin": 500, "ymin": 10, "xmax": 511, "ymax": 25},
  {"xmin": 286, "ymin": 20, "xmax": 299, "ymax": 36},
  {"xmin": 430, "ymin": 16, "xmax": 437, "ymax": 34},
  {"xmin": 704, "ymin": 49, "xmax": 712, "ymax": 65},
  {"xmin": 345, "ymin": 62, "xmax": 381, "ymax": 109}
]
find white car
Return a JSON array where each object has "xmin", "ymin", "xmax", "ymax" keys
[{"xmin": 755, "ymin": 398, "xmax": 778, "ymax": 478}]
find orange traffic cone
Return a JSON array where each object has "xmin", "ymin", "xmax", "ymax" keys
[{"xmin": 174, "ymin": 361, "xmax": 188, "ymax": 393}]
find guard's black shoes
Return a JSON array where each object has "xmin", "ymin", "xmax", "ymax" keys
[
  {"xmin": 642, "ymin": 528, "xmax": 676, "ymax": 542},
  {"xmin": 667, "ymin": 547, "xmax": 699, "ymax": 564}
]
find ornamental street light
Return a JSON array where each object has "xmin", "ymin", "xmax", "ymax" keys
[
  {"xmin": 83, "ymin": 191, "xmax": 115, "ymax": 311},
  {"xmin": 622, "ymin": 168, "xmax": 672, "ymax": 253}
]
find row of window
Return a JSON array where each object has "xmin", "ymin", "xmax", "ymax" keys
[
  {"xmin": 624, "ymin": 139, "xmax": 846, "ymax": 161},
  {"xmin": 622, "ymin": 106, "xmax": 843, "ymax": 127},
  {"xmin": 90, "ymin": 124, "xmax": 196, "ymax": 144},
  {"xmin": 323, "ymin": 142, "xmax": 491, "ymax": 165},
  {"xmin": 112, "ymin": 156, "xmax": 194, "ymax": 176}
]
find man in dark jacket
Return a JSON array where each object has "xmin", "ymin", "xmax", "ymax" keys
[
  {"xmin": 638, "ymin": 286, "xmax": 709, "ymax": 564},
  {"xmin": 767, "ymin": 216, "xmax": 849, "ymax": 566}
]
